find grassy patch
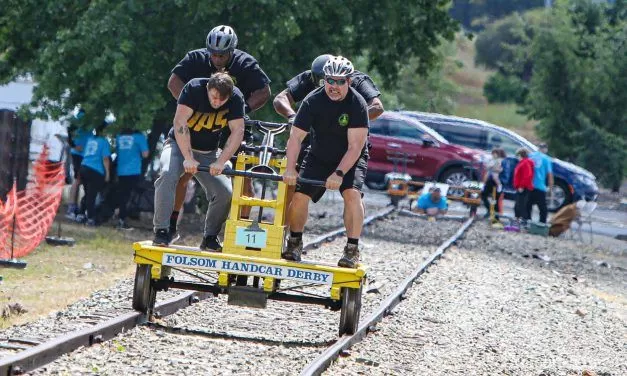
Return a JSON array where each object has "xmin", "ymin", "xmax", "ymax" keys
[
  {"xmin": 0, "ymin": 219, "xmax": 150, "ymax": 327},
  {"xmin": 444, "ymin": 34, "xmax": 539, "ymax": 141}
]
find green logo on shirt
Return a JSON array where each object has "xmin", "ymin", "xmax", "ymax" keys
[{"xmin": 338, "ymin": 114, "xmax": 349, "ymax": 127}]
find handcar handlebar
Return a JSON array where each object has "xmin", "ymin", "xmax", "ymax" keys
[
  {"xmin": 244, "ymin": 119, "xmax": 288, "ymax": 134},
  {"xmin": 197, "ymin": 167, "xmax": 326, "ymax": 187}
]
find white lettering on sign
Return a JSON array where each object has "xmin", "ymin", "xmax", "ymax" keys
[{"xmin": 162, "ymin": 253, "xmax": 333, "ymax": 285}]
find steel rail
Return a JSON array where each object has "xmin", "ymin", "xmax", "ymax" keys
[{"xmin": 300, "ymin": 216, "xmax": 475, "ymax": 376}]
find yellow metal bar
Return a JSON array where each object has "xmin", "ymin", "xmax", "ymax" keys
[{"xmin": 238, "ymin": 196, "xmax": 278, "ymax": 208}]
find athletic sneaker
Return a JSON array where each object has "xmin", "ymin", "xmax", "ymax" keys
[
  {"xmin": 282, "ymin": 237, "xmax": 303, "ymax": 262},
  {"xmin": 338, "ymin": 244, "xmax": 360, "ymax": 268},
  {"xmin": 200, "ymin": 235, "xmax": 222, "ymax": 252},
  {"xmin": 152, "ymin": 229, "xmax": 172, "ymax": 246},
  {"xmin": 75, "ymin": 214, "xmax": 87, "ymax": 224}
]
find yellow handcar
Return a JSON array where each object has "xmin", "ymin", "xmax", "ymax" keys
[{"xmin": 132, "ymin": 120, "xmax": 365, "ymax": 336}]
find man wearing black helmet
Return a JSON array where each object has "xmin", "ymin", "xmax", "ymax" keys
[
  {"xmin": 274, "ymin": 54, "xmax": 383, "ymax": 223},
  {"xmin": 166, "ymin": 25, "xmax": 271, "ymax": 240},
  {"xmin": 283, "ymin": 56, "xmax": 369, "ymax": 268}
]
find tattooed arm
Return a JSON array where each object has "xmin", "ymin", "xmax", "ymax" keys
[{"xmin": 173, "ymin": 104, "xmax": 198, "ymax": 174}]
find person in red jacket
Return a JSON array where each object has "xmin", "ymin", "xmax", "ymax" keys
[{"xmin": 513, "ymin": 148, "xmax": 534, "ymax": 224}]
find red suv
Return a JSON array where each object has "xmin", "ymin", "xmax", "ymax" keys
[{"xmin": 366, "ymin": 112, "xmax": 486, "ymax": 190}]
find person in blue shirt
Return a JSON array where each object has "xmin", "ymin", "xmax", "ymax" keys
[
  {"xmin": 78, "ymin": 123, "xmax": 111, "ymax": 226},
  {"xmin": 528, "ymin": 143, "xmax": 553, "ymax": 223},
  {"xmin": 66, "ymin": 110, "xmax": 93, "ymax": 219},
  {"xmin": 115, "ymin": 129, "xmax": 149, "ymax": 229},
  {"xmin": 416, "ymin": 187, "xmax": 448, "ymax": 216}
]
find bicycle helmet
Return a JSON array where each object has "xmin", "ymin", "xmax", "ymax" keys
[
  {"xmin": 322, "ymin": 56, "xmax": 354, "ymax": 77},
  {"xmin": 311, "ymin": 54, "xmax": 333, "ymax": 86},
  {"xmin": 206, "ymin": 25, "xmax": 238, "ymax": 54}
]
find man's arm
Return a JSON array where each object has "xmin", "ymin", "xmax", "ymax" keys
[
  {"xmin": 286, "ymin": 127, "xmax": 308, "ymax": 172},
  {"xmin": 173, "ymin": 104, "xmax": 195, "ymax": 161},
  {"xmin": 367, "ymin": 97, "xmax": 384, "ymax": 120},
  {"xmin": 168, "ymin": 74, "xmax": 186, "ymax": 100},
  {"xmin": 103, "ymin": 157, "xmax": 111, "ymax": 182},
  {"xmin": 273, "ymin": 89, "xmax": 297, "ymax": 119},
  {"xmin": 216, "ymin": 119, "xmax": 245, "ymax": 166},
  {"xmin": 246, "ymin": 85, "xmax": 271, "ymax": 113},
  {"xmin": 335, "ymin": 128, "xmax": 368, "ymax": 174}
]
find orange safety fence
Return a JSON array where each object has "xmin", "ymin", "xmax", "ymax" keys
[{"xmin": 0, "ymin": 149, "xmax": 65, "ymax": 259}]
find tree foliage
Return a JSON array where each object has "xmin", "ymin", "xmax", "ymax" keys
[
  {"xmin": 524, "ymin": 0, "xmax": 627, "ymax": 190},
  {"xmin": 0, "ymin": 0, "xmax": 458, "ymax": 131}
]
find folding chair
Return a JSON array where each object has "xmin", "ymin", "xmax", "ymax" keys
[{"xmin": 571, "ymin": 200, "xmax": 596, "ymax": 243}]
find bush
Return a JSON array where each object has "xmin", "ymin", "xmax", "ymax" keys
[{"xmin": 483, "ymin": 73, "xmax": 526, "ymax": 103}]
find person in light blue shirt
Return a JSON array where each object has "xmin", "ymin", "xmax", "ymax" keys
[
  {"xmin": 416, "ymin": 187, "xmax": 448, "ymax": 216},
  {"xmin": 115, "ymin": 129, "xmax": 149, "ymax": 229},
  {"xmin": 66, "ymin": 124, "xmax": 93, "ymax": 218},
  {"xmin": 528, "ymin": 143, "xmax": 553, "ymax": 223},
  {"xmin": 78, "ymin": 123, "xmax": 111, "ymax": 225}
]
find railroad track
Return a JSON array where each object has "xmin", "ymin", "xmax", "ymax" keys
[{"xmin": 0, "ymin": 207, "xmax": 395, "ymax": 375}]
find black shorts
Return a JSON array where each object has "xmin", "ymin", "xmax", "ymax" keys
[
  {"xmin": 296, "ymin": 153, "xmax": 368, "ymax": 203},
  {"xmin": 71, "ymin": 154, "xmax": 83, "ymax": 179},
  {"xmin": 295, "ymin": 146, "xmax": 309, "ymax": 172}
]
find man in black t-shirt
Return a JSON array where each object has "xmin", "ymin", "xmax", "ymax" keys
[
  {"xmin": 167, "ymin": 25, "xmax": 271, "ymax": 239},
  {"xmin": 153, "ymin": 73, "xmax": 245, "ymax": 251},
  {"xmin": 273, "ymin": 54, "xmax": 384, "ymax": 225},
  {"xmin": 282, "ymin": 56, "xmax": 369, "ymax": 268}
]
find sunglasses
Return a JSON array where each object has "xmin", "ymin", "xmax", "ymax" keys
[{"xmin": 325, "ymin": 77, "xmax": 348, "ymax": 86}]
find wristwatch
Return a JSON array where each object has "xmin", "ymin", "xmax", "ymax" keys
[{"xmin": 334, "ymin": 169, "xmax": 344, "ymax": 178}]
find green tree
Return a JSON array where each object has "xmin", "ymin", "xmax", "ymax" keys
[
  {"xmin": 1, "ymin": 0, "xmax": 458, "ymax": 137},
  {"xmin": 524, "ymin": 0, "xmax": 627, "ymax": 190}
]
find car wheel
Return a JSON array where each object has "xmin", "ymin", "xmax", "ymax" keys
[
  {"xmin": 440, "ymin": 167, "xmax": 470, "ymax": 197},
  {"xmin": 547, "ymin": 179, "xmax": 571, "ymax": 212}
]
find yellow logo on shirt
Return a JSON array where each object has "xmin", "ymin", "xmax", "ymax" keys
[{"xmin": 187, "ymin": 109, "xmax": 229, "ymax": 132}]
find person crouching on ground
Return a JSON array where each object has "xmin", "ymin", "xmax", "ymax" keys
[
  {"xmin": 415, "ymin": 187, "xmax": 448, "ymax": 217},
  {"xmin": 513, "ymin": 148, "xmax": 534, "ymax": 226},
  {"xmin": 282, "ymin": 56, "xmax": 369, "ymax": 268},
  {"xmin": 152, "ymin": 72, "xmax": 245, "ymax": 250}
]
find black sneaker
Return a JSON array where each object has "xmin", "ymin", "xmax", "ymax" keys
[
  {"xmin": 152, "ymin": 229, "xmax": 172, "ymax": 246},
  {"xmin": 200, "ymin": 235, "xmax": 222, "ymax": 252},
  {"xmin": 282, "ymin": 237, "xmax": 303, "ymax": 262},
  {"xmin": 338, "ymin": 244, "xmax": 360, "ymax": 268}
]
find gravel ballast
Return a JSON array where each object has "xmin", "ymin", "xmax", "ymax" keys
[{"xmin": 326, "ymin": 221, "xmax": 626, "ymax": 375}]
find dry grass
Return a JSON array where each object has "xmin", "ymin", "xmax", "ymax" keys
[
  {"xmin": 0, "ymin": 219, "xmax": 152, "ymax": 327},
  {"xmin": 445, "ymin": 34, "xmax": 539, "ymax": 140}
]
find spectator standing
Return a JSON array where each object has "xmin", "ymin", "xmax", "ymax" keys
[
  {"xmin": 115, "ymin": 128, "xmax": 149, "ymax": 229},
  {"xmin": 513, "ymin": 148, "xmax": 534, "ymax": 226},
  {"xmin": 481, "ymin": 148, "xmax": 506, "ymax": 220},
  {"xmin": 77, "ymin": 122, "xmax": 111, "ymax": 226},
  {"xmin": 528, "ymin": 143, "xmax": 553, "ymax": 223}
]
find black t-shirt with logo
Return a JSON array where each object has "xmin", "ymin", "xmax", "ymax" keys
[
  {"xmin": 287, "ymin": 70, "xmax": 380, "ymax": 103},
  {"xmin": 167, "ymin": 78, "xmax": 245, "ymax": 152},
  {"xmin": 294, "ymin": 87, "xmax": 369, "ymax": 165},
  {"xmin": 171, "ymin": 49, "xmax": 271, "ymax": 101}
]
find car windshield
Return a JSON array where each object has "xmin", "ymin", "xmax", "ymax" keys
[{"xmin": 395, "ymin": 117, "xmax": 449, "ymax": 144}]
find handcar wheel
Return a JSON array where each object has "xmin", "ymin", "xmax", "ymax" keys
[
  {"xmin": 132, "ymin": 264, "xmax": 156, "ymax": 313},
  {"xmin": 338, "ymin": 283, "xmax": 363, "ymax": 336}
]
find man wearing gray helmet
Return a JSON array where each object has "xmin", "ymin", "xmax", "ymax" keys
[
  {"xmin": 165, "ymin": 25, "xmax": 271, "ymax": 243},
  {"xmin": 282, "ymin": 56, "xmax": 370, "ymax": 268},
  {"xmin": 274, "ymin": 54, "xmax": 383, "ymax": 224}
]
